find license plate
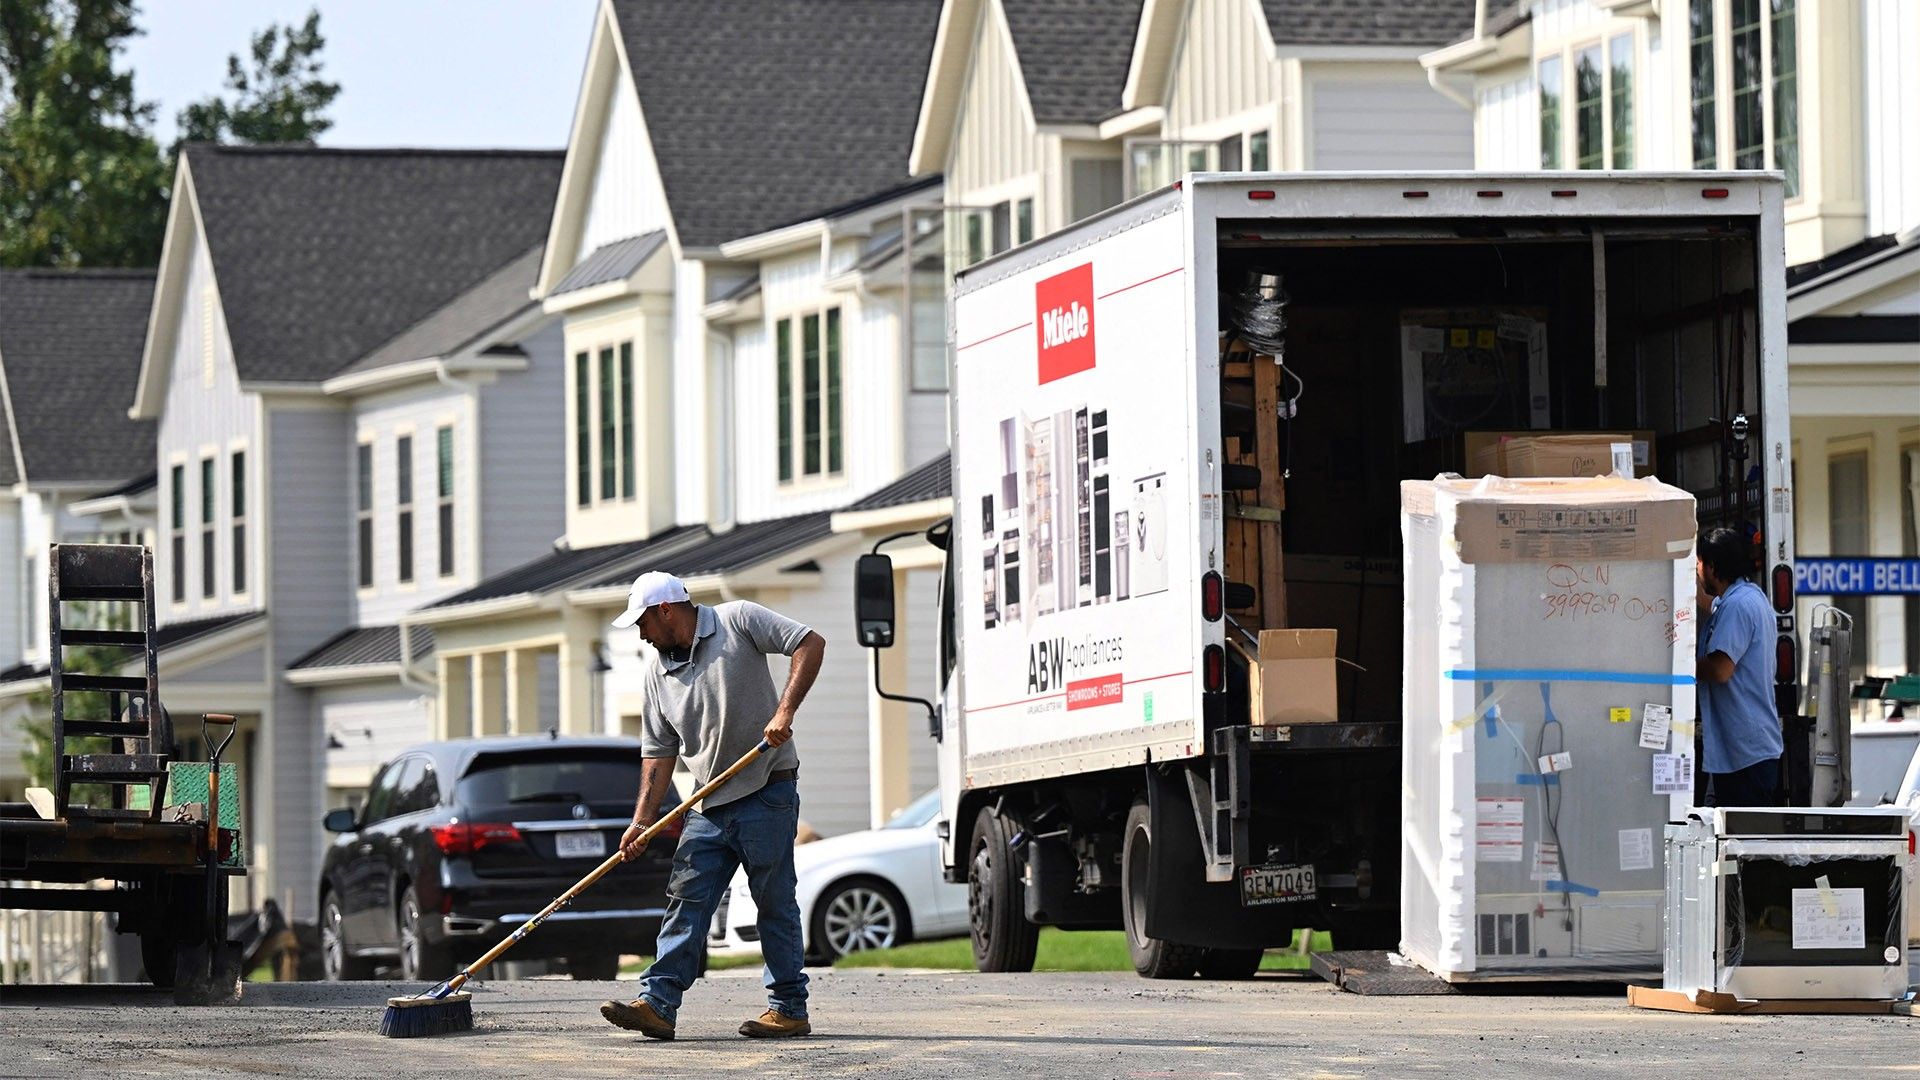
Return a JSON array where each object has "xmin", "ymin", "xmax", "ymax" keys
[
  {"xmin": 554, "ymin": 830, "xmax": 607, "ymax": 859},
  {"xmin": 1240, "ymin": 862, "xmax": 1316, "ymax": 906}
]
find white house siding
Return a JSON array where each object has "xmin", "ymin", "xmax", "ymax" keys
[
  {"xmin": 949, "ymin": 0, "xmax": 1042, "ymax": 203},
  {"xmin": 156, "ymin": 223, "xmax": 260, "ymax": 625},
  {"xmin": 905, "ymin": 393, "xmax": 949, "ymax": 471},
  {"xmin": 1475, "ymin": 69, "xmax": 1538, "ymax": 171},
  {"xmin": 581, "ymin": 63, "xmax": 671, "ymax": 258},
  {"xmin": 264, "ymin": 405, "xmax": 352, "ymax": 910},
  {"xmin": 477, "ymin": 321, "xmax": 568, "ymax": 578},
  {"xmin": 185, "ymin": 643, "xmax": 266, "ymax": 686},
  {"xmin": 317, "ymin": 681, "xmax": 434, "ymax": 790},
  {"xmin": 1864, "ymin": 0, "xmax": 1920, "ymax": 238},
  {"xmin": 900, "ymin": 568, "xmax": 940, "ymax": 801},
  {"xmin": 0, "ymin": 496, "xmax": 19, "ymax": 665},
  {"xmin": 1531, "ymin": 0, "xmax": 1611, "ymax": 43},
  {"xmin": 672, "ymin": 258, "xmax": 709, "ymax": 526},
  {"xmin": 1163, "ymin": 0, "xmax": 1282, "ymax": 138},
  {"xmin": 351, "ymin": 383, "xmax": 476, "ymax": 626},
  {"xmin": 1306, "ymin": 67, "xmax": 1474, "ymax": 170}
]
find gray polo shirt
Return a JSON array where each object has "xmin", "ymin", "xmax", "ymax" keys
[{"xmin": 640, "ymin": 601, "xmax": 811, "ymax": 810}]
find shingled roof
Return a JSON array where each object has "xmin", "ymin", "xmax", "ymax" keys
[
  {"xmin": 609, "ymin": 0, "xmax": 940, "ymax": 250},
  {"xmin": 184, "ymin": 146, "xmax": 562, "ymax": 384},
  {"xmin": 0, "ymin": 269, "xmax": 157, "ymax": 486},
  {"xmin": 1261, "ymin": 0, "xmax": 1476, "ymax": 48},
  {"xmin": 1002, "ymin": 0, "xmax": 1144, "ymax": 124},
  {"xmin": 336, "ymin": 244, "xmax": 545, "ymax": 380}
]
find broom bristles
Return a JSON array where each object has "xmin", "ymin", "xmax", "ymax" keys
[{"xmin": 380, "ymin": 991, "xmax": 474, "ymax": 1038}]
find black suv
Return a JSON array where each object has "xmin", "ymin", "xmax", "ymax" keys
[{"xmin": 318, "ymin": 735, "xmax": 681, "ymax": 981}]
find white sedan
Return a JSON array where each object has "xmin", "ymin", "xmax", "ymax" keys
[{"xmin": 713, "ymin": 791, "xmax": 967, "ymax": 963}]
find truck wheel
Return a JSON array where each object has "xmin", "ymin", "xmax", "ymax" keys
[
  {"xmin": 1196, "ymin": 947, "xmax": 1265, "ymax": 979},
  {"xmin": 1122, "ymin": 801, "xmax": 1204, "ymax": 979},
  {"xmin": 139, "ymin": 931, "xmax": 178, "ymax": 988},
  {"xmin": 968, "ymin": 807, "xmax": 1038, "ymax": 973}
]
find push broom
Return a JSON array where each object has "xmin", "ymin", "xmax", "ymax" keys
[{"xmin": 380, "ymin": 739, "xmax": 773, "ymax": 1037}]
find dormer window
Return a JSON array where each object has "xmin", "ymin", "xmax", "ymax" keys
[{"xmin": 776, "ymin": 307, "xmax": 843, "ymax": 484}]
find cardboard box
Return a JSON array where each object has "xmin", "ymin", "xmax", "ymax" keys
[
  {"xmin": 1466, "ymin": 430, "xmax": 1657, "ymax": 479},
  {"xmin": 1248, "ymin": 628, "xmax": 1339, "ymax": 725}
]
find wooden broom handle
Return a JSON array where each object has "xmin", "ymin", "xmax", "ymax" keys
[{"xmin": 442, "ymin": 739, "xmax": 774, "ymax": 994}]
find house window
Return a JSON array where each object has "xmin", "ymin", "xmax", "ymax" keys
[
  {"xmin": 598, "ymin": 347, "xmax": 617, "ymax": 500},
  {"xmin": 199, "ymin": 457, "xmax": 215, "ymax": 599},
  {"xmin": 990, "ymin": 203, "xmax": 1011, "ymax": 255},
  {"xmin": 1609, "ymin": 34, "xmax": 1634, "ymax": 168},
  {"xmin": 1574, "ymin": 45, "xmax": 1604, "ymax": 169},
  {"xmin": 910, "ymin": 281, "xmax": 948, "ymax": 392},
  {"xmin": 619, "ymin": 343, "xmax": 635, "ymax": 500},
  {"xmin": 776, "ymin": 308, "xmax": 844, "ymax": 483},
  {"xmin": 437, "ymin": 425, "xmax": 455, "ymax": 578},
  {"xmin": 1828, "ymin": 452, "xmax": 1869, "ymax": 689},
  {"xmin": 1218, "ymin": 134, "xmax": 1243, "ymax": 172},
  {"xmin": 1014, "ymin": 198, "xmax": 1033, "ymax": 246},
  {"xmin": 573, "ymin": 351, "xmax": 590, "ymax": 507},
  {"xmin": 1692, "ymin": 0, "xmax": 1798, "ymax": 194},
  {"xmin": 1249, "ymin": 131, "xmax": 1270, "ymax": 171},
  {"xmin": 169, "ymin": 463, "xmax": 185, "ymax": 604},
  {"xmin": 356, "ymin": 442, "xmax": 373, "ymax": 589},
  {"xmin": 965, "ymin": 214, "xmax": 985, "ymax": 267},
  {"xmin": 230, "ymin": 450, "xmax": 246, "ymax": 594},
  {"xmin": 1538, "ymin": 55, "xmax": 1563, "ymax": 168},
  {"xmin": 396, "ymin": 434, "xmax": 415, "ymax": 585}
]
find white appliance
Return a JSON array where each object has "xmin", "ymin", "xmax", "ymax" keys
[{"xmin": 1664, "ymin": 807, "xmax": 1909, "ymax": 1000}]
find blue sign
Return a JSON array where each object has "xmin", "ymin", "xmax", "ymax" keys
[{"xmin": 1795, "ymin": 558, "xmax": 1920, "ymax": 596}]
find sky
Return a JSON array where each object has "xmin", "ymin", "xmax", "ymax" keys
[{"xmin": 123, "ymin": 1, "xmax": 598, "ymax": 150}]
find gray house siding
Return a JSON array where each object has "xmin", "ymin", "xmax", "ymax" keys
[{"xmin": 478, "ymin": 321, "xmax": 568, "ymax": 576}]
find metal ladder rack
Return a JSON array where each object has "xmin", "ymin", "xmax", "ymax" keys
[{"xmin": 48, "ymin": 543, "xmax": 169, "ymax": 820}]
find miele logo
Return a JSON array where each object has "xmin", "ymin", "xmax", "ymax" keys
[{"xmin": 1035, "ymin": 263, "xmax": 1096, "ymax": 383}]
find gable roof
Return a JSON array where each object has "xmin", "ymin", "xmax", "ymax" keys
[
  {"xmin": 1001, "ymin": 0, "xmax": 1145, "ymax": 124},
  {"xmin": 549, "ymin": 230, "xmax": 668, "ymax": 297},
  {"xmin": 608, "ymin": 0, "xmax": 940, "ymax": 250},
  {"xmin": 182, "ymin": 145, "xmax": 562, "ymax": 385},
  {"xmin": 0, "ymin": 269, "xmax": 157, "ymax": 486},
  {"xmin": 335, "ymin": 244, "xmax": 545, "ymax": 380},
  {"xmin": 1260, "ymin": 0, "xmax": 1475, "ymax": 48}
]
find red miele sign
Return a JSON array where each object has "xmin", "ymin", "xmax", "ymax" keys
[{"xmin": 1035, "ymin": 263, "xmax": 1095, "ymax": 383}]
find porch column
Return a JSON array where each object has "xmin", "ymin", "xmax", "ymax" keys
[
  {"xmin": 557, "ymin": 609, "xmax": 599, "ymax": 736},
  {"xmin": 867, "ymin": 568, "xmax": 915, "ymax": 828},
  {"xmin": 473, "ymin": 652, "xmax": 506, "ymax": 737},
  {"xmin": 438, "ymin": 655, "xmax": 472, "ymax": 739},
  {"xmin": 506, "ymin": 648, "xmax": 541, "ymax": 734}
]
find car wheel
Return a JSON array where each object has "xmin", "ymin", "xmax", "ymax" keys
[
  {"xmin": 968, "ymin": 807, "xmax": 1038, "ymax": 973},
  {"xmin": 1122, "ymin": 800, "xmax": 1204, "ymax": 979},
  {"xmin": 397, "ymin": 886, "xmax": 453, "ymax": 982},
  {"xmin": 810, "ymin": 877, "xmax": 911, "ymax": 962},
  {"xmin": 566, "ymin": 953, "xmax": 620, "ymax": 981},
  {"xmin": 321, "ymin": 891, "xmax": 374, "ymax": 981}
]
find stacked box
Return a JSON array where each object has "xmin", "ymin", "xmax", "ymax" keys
[{"xmin": 1401, "ymin": 475, "xmax": 1697, "ymax": 981}]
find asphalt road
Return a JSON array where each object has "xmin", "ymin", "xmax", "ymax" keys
[{"xmin": 1, "ymin": 969, "xmax": 1914, "ymax": 1079}]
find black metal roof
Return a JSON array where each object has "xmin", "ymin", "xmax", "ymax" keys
[
  {"xmin": 87, "ymin": 471, "xmax": 158, "ymax": 501},
  {"xmin": 335, "ymin": 245, "xmax": 545, "ymax": 379},
  {"xmin": 549, "ymin": 230, "xmax": 667, "ymax": 296},
  {"xmin": 1262, "ymin": 0, "xmax": 1477, "ymax": 47},
  {"xmin": 287, "ymin": 625, "xmax": 437, "ymax": 670},
  {"xmin": 625, "ymin": 511, "xmax": 837, "ymax": 584},
  {"xmin": 0, "ymin": 269, "xmax": 157, "ymax": 486},
  {"xmin": 183, "ymin": 145, "xmax": 562, "ymax": 384},
  {"xmin": 845, "ymin": 452, "xmax": 951, "ymax": 512},
  {"xmin": 608, "ymin": 0, "xmax": 939, "ymax": 249},
  {"xmin": 153, "ymin": 611, "xmax": 267, "ymax": 650},
  {"xmin": 1786, "ymin": 232, "xmax": 1906, "ymax": 291},
  {"xmin": 1001, "ymin": 0, "xmax": 1144, "ymax": 124},
  {"xmin": 428, "ymin": 525, "xmax": 706, "ymax": 610}
]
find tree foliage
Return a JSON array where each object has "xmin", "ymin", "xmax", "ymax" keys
[
  {"xmin": 173, "ymin": 9, "xmax": 338, "ymax": 152},
  {"xmin": 0, "ymin": 0, "xmax": 170, "ymax": 268}
]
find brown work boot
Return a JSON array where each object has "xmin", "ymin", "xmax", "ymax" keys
[
  {"xmin": 739, "ymin": 1008, "xmax": 811, "ymax": 1038},
  {"xmin": 600, "ymin": 997, "xmax": 675, "ymax": 1039}
]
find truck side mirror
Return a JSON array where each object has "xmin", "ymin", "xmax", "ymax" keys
[
  {"xmin": 856, "ymin": 553, "xmax": 896, "ymax": 648},
  {"xmin": 924, "ymin": 518, "xmax": 952, "ymax": 551},
  {"xmin": 323, "ymin": 808, "xmax": 357, "ymax": 833}
]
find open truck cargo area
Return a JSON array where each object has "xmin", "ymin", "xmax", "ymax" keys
[{"xmin": 873, "ymin": 173, "xmax": 1793, "ymax": 978}]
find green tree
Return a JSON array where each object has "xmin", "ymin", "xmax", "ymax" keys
[
  {"xmin": 173, "ymin": 9, "xmax": 338, "ymax": 153},
  {"xmin": 18, "ymin": 646, "xmax": 122, "ymax": 799},
  {"xmin": 0, "ymin": 0, "xmax": 170, "ymax": 268}
]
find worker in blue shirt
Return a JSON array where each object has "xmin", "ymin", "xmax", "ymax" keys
[{"xmin": 1695, "ymin": 526, "xmax": 1783, "ymax": 806}]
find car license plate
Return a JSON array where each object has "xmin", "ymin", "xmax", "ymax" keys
[
  {"xmin": 1240, "ymin": 862, "xmax": 1315, "ymax": 907},
  {"xmin": 554, "ymin": 830, "xmax": 606, "ymax": 859}
]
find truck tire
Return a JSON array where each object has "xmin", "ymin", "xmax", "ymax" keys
[
  {"xmin": 1196, "ymin": 947, "xmax": 1265, "ymax": 979},
  {"xmin": 140, "ymin": 931, "xmax": 178, "ymax": 988},
  {"xmin": 1122, "ymin": 801, "xmax": 1204, "ymax": 979},
  {"xmin": 968, "ymin": 807, "xmax": 1039, "ymax": 973}
]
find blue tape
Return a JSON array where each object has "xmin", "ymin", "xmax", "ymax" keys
[
  {"xmin": 1515, "ymin": 773, "xmax": 1560, "ymax": 786},
  {"xmin": 1447, "ymin": 668, "xmax": 1695, "ymax": 686},
  {"xmin": 1545, "ymin": 880, "xmax": 1601, "ymax": 897}
]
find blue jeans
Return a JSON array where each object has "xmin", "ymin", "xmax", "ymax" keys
[{"xmin": 641, "ymin": 778, "xmax": 807, "ymax": 1023}]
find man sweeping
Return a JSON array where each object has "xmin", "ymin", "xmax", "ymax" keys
[{"xmin": 598, "ymin": 571, "xmax": 825, "ymax": 1040}]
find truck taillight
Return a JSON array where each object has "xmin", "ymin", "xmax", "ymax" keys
[
  {"xmin": 430, "ymin": 822, "xmax": 522, "ymax": 856},
  {"xmin": 1204, "ymin": 645, "xmax": 1225, "ymax": 693},
  {"xmin": 1702, "ymin": 188, "xmax": 1730, "ymax": 199},
  {"xmin": 1775, "ymin": 635, "xmax": 1796, "ymax": 685},
  {"xmin": 1201, "ymin": 571, "xmax": 1223, "ymax": 622},
  {"xmin": 1771, "ymin": 563, "xmax": 1794, "ymax": 613},
  {"xmin": 1247, "ymin": 190, "xmax": 1275, "ymax": 201}
]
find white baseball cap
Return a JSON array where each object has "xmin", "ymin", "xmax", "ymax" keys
[{"xmin": 610, "ymin": 570, "xmax": 690, "ymax": 629}]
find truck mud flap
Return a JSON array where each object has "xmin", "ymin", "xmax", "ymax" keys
[{"xmin": 1142, "ymin": 763, "xmax": 1295, "ymax": 950}]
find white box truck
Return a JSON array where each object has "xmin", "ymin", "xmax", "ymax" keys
[{"xmin": 855, "ymin": 173, "xmax": 1799, "ymax": 978}]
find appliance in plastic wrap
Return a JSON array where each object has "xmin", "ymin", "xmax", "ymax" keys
[
  {"xmin": 1401, "ymin": 475, "xmax": 1699, "ymax": 981},
  {"xmin": 1665, "ymin": 807, "xmax": 1908, "ymax": 999}
]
